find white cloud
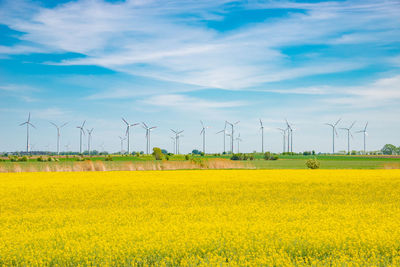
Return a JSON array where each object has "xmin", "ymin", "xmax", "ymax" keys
[
  {"xmin": 1, "ymin": 0, "xmax": 399, "ymax": 91},
  {"xmin": 141, "ymin": 94, "xmax": 247, "ymax": 111}
]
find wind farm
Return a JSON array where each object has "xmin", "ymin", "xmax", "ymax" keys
[{"xmin": 1, "ymin": 1, "xmax": 400, "ymax": 265}]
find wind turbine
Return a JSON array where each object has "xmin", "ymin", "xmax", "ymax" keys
[
  {"xmin": 86, "ymin": 128, "xmax": 94, "ymax": 155},
  {"xmin": 50, "ymin": 122, "xmax": 68, "ymax": 155},
  {"xmin": 65, "ymin": 142, "xmax": 71, "ymax": 152},
  {"xmin": 76, "ymin": 120, "xmax": 86, "ymax": 154},
  {"xmin": 142, "ymin": 122, "xmax": 157, "ymax": 154},
  {"xmin": 259, "ymin": 119, "xmax": 264, "ymax": 153},
  {"xmin": 100, "ymin": 142, "xmax": 105, "ymax": 153},
  {"xmin": 340, "ymin": 121, "xmax": 356, "ymax": 154},
  {"xmin": 122, "ymin": 118, "xmax": 139, "ymax": 155},
  {"xmin": 356, "ymin": 122, "xmax": 368, "ymax": 154},
  {"xmin": 216, "ymin": 127, "xmax": 227, "ymax": 154},
  {"xmin": 277, "ymin": 128, "xmax": 287, "ymax": 153},
  {"xmin": 235, "ymin": 133, "xmax": 242, "ymax": 153},
  {"xmin": 285, "ymin": 119, "xmax": 293, "ymax": 153},
  {"xmin": 200, "ymin": 121, "xmax": 209, "ymax": 154},
  {"xmin": 19, "ymin": 113, "xmax": 35, "ymax": 153},
  {"xmin": 118, "ymin": 136, "xmax": 126, "ymax": 154},
  {"xmin": 171, "ymin": 129, "xmax": 184, "ymax": 154},
  {"xmin": 325, "ymin": 118, "xmax": 341, "ymax": 154},
  {"xmin": 225, "ymin": 120, "xmax": 239, "ymax": 154},
  {"xmin": 170, "ymin": 137, "xmax": 176, "ymax": 154}
]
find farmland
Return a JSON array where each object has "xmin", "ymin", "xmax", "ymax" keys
[
  {"xmin": 1, "ymin": 154, "xmax": 399, "ymax": 172},
  {"xmin": 1, "ymin": 170, "xmax": 400, "ymax": 265}
]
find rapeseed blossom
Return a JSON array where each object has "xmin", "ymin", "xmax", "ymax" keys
[{"xmin": 0, "ymin": 170, "xmax": 399, "ymax": 265}]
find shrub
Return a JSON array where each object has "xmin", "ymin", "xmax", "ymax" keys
[
  {"xmin": 104, "ymin": 155, "xmax": 113, "ymax": 161},
  {"xmin": 165, "ymin": 155, "xmax": 170, "ymax": 161},
  {"xmin": 19, "ymin": 156, "xmax": 28, "ymax": 162},
  {"xmin": 306, "ymin": 158, "xmax": 320, "ymax": 169},
  {"xmin": 230, "ymin": 154, "xmax": 241, "ymax": 160},
  {"xmin": 37, "ymin": 156, "xmax": 45, "ymax": 162},
  {"xmin": 264, "ymin": 152, "xmax": 278, "ymax": 160},
  {"xmin": 152, "ymin": 147, "xmax": 163, "ymax": 160},
  {"xmin": 185, "ymin": 155, "xmax": 190, "ymax": 160}
]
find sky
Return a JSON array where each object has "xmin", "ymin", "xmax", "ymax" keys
[{"xmin": 0, "ymin": 0, "xmax": 399, "ymax": 154}]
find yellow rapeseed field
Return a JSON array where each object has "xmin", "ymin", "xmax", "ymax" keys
[{"xmin": 1, "ymin": 170, "xmax": 400, "ymax": 266}]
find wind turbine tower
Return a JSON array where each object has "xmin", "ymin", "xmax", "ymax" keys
[
  {"xmin": 76, "ymin": 120, "xmax": 86, "ymax": 154},
  {"xmin": 86, "ymin": 128, "xmax": 94, "ymax": 156},
  {"xmin": 259, "ymin": 119, "xmax": 264, "ymax": 153},
  {"xmin": 225, "ymin": 120, "xmax": 239, "ymax": 154},
  {"xmin": 356, "ymin": 122, "xmax": 368, "ymax": 154},
  {"xmin": 122, "ymin": 118, "xmax": 139, "ymax": 155},
  {"xmin": 171, "ymin": 129, "xmax": 184, "ymax": 154},
  {"xmin": 19, "ymin": 113, "xmax": 36, "ymax": 153},
  {"xmin": 285, "ymin": 119, "xmax": 294, "ymax": 153},
  {"xmin": 216, "ymin": 126, "xmax": 227, "ymax": 154},
  {"xmin": 142, "ymin": 122, "xmax": 157, "ymax": 154},
  {"xmin": 50, "ymin": 122, "xmax": 68, "ymax": 155},
  {"xmin": 340, "ymin": 121, "xmax": 356, "ymax": 154},
  {"xmin": 170, "ymin": 137, "xmax": 176, "ymax": 154},
  {"xmin": 118, "ymin": 136, "xmax": 126, "ymax": 154},
  {"xmin": 200, "ymin": 121, "xmax": 209, "ymax": 154},
  {"xmin": 325, "ymin": 118, "xmax": 341, "ymax": 154},
  {"xmin": 235, "ymin": 134, "xmax": 242, "ymax": 153},
  {"xmin": 277, "ymin": 128, "xmax": 286, "ymax": 153}
]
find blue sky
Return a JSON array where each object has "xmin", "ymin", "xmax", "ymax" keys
[{"xmin": 0, "ymin": 0, "xmax": 399, "ymax": 153}]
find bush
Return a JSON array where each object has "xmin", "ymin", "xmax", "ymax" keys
[
  {"xmin": 165, "ymin": 155, "xmax": 170, "ymax": 161},
  {"xmin": 230, "ymin": 154, "xmax": 242, "ymax": 160},
  {"xmin": 19, "ymin": 156, "xmax": 28, "ymax": 162},
  {"xmin": 152, "ymin": 147, "xmax": 163, "ymax": 160},
  {"xmin": 37, "ymin": 156, "xmax": 45, "ymax": 162},
  {"xmin": 185, "ymin": 155, "xmax": 190, "ymax": 160},
  {"xmin": 306, "ymin": 158, "xmax": 320, "ymax": 169},
  {"xmin": 264, "ymin": 152, "xmax": 278, "ymax": 160},
  {"xmin": 104, "ymin": 155, "xmax": 113, "ymax": 161},
  {"xmin": 76, "ymin": 157, "xmax": 85, "ymax": 162}
]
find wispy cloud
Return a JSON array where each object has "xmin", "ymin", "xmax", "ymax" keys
[
  {"xmin": 1, "ymin": 0, "xmax": 399, "ymax": 91},
  {"xmin": 141, "ymin": 94, "xmax": 247, "ymax": 111}
]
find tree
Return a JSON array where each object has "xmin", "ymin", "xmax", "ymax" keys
[
  {"xmin": 192, "ymin": 149, "xmax": 201, "ymax": 155},
  {"xmin": 381, "ymin": 144, "xmax": 397, "ymax": 155},
  {"xmin": 152, "ymin": 147, "xmax": 163, "ymax": 160},
  {"xmin": 161, "ymin": 149, "xmax": 168, "ymax": 155}
]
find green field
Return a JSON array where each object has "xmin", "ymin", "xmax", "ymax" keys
[{"xmin": 1, "ymin": 154, "xmax": 399, "ymax": 171}]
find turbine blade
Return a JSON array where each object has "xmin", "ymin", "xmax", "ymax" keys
[
  {"xmin": 50, "ymin": 121, "xmax": 57, "ymax": 128},
  {"xmin": 122, "ymin": 118, "xmax": 128, "ymax": 125},
  {"xmin": 349, "ymin": 121, "xmax": 356, "ymax": 129},
  {"xmin": 170, "ymin": 129, "xmax": 177, "ymax": 133},
  {"xmin": 142, "ymin": 122, "xmax": 148, "ymax": 128},
  {"xmin": 28, "ymin": 112, "xmax": 31, "ymax": 122},
  {"xmin": 82, "ymin": 120, "xmax": 86, "ymax": 128},
  {"xmin": 234, "ymin": 121, "xmax": 240, "ymax": 125},
  {"xmin": 364, "ymin": 122, "xmax": 368, "ymax": 131},
  {"xmin": 200, "ymin": 120, "xmax": 204, "ymax": 127},
  {"xmin": 150, "ymin": 126, "xmax": 157, "ymax": 130},
  {"xmin": 334, "ymin": 118, "xmax": 341, "ymax": 126},
  {"xmin": 61, "ymin": 122, "xmax": 68, "ymax": 128},
  {"xmin": 19, "ymin": 122, "xmax": 27, "ymax": 126}
]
